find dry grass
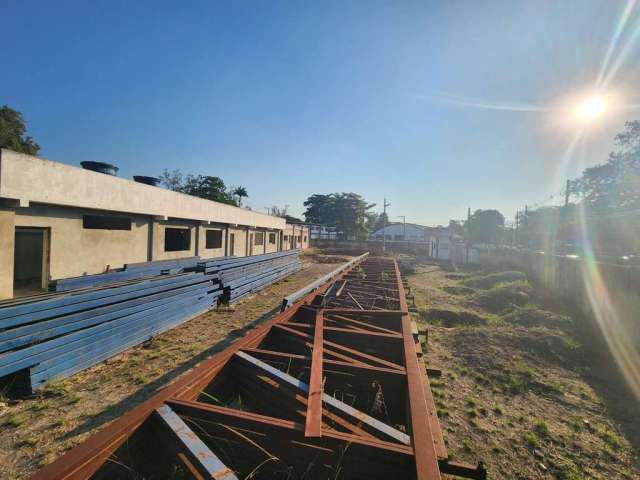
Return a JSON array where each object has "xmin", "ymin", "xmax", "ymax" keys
[
  {"xmin": 406, "ymin": 260, "xmax": 640, "ymax": 479},
  {"xmin": 0, "ymin": 258, "xmax": 343, "ymax": 480}
]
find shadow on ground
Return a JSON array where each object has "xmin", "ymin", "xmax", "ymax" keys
[{"xmin": 59, "ymin": 304, "xmax": 282, "ymax": 441}]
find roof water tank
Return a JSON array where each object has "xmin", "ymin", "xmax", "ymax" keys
[
  {"xmin": 80, "ymin": 161, "xmax": 119, "ymax": 176},
  {"xmin": 133, "ymin": 176, "xmax": 161, "ymax": 187}
]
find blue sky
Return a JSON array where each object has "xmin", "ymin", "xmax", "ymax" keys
[{"xmin": 3, "ymin": 1, "xmax": 640, "ymax": 224}]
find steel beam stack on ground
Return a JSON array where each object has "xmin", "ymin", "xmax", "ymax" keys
[
  {"xmin": 31, "ymin": 255, "xmax": 486, "ymax": 480},
  {"xmin": 198, "ymin": 250, "xmax": 302, "ymax": 303},
  {"xmin": 50, "ymin": 257, "xmax": 202, "ymax": 292},
  {"xmin": 0, "ymin": 251, "xmax": 305, "ymax": 392},
  {"xmin": 0, "ymin": 273, "xmax": 221, "ymax": 392}
]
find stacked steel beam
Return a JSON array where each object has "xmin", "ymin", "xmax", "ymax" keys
[
  {"xmin": 0, "ymin": 251, "xmax": 304, "ymax": 392},
  {"xmin": 0, "ymin": 273, "xmax": 220, "ymax": 392},
  {"xmin": 198, "ymin": 250, "xmax": 302, "ymax": 303},
  {"xmin": 31, "ymin": 255, "xmax": 486, "ymax": 480},
  {"xmin": 50, "ymin": 257, "xmax": 201, "ymax": 292}
]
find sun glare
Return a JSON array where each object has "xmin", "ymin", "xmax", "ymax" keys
[{"xmin": 574, "ymin": 94, "xmax": 609, "ymax": 123}]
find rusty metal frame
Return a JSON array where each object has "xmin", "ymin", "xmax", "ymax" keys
[{"xmin": 31, "ymin": 255, "xmax": 486, "ymax": 480}]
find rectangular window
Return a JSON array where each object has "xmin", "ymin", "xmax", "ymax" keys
[
  {"xmin": 205, "ymin": 230, "xmax": 223, "ymax": 249},
  {"xmin": 165, "ymin": 228, "xmax": 191, "ymax": 252},
  {"xmin": 298, "ymin": 235, "xmax": 302, "ymax": 242},
  {"xmin": 284, "ymin": 235, "xmax": 288, "ymax": 241},
  {"xmin": 254, "ymin": 232, "xmax": 264, "ymax": 245},
  {"xmin": 83, "ymin": 215, "xmax": 131, "ymax": 231},
  {"xmin": 269, "ymin": 233, "xmax": 276, "ymax": 244}
]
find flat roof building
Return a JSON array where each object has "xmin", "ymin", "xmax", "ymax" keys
[{"xmin": 0, "ymin": 149, "xmax": 308, "ymax": 299}]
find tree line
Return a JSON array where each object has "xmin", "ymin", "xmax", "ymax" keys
[{"xmin": 158, "ymin": 169, "xmax": 249, "ymax": 208}]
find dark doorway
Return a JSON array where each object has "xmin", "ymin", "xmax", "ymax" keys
[
  {"xmin": 14, "ymin": 228, "xmax": 48, "ymax": 295},
  {"xmin": 229, "ymin": 233, "xmax": 235, "ymax": 256}
]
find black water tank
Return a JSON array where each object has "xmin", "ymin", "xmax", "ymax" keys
[
  {"xmin": 133, "ymin": 176, "xmax": 161, "ymax": 187},
  {"xmin": 80, "ymin": 161, "xmax": 119, "ymax": 176}
]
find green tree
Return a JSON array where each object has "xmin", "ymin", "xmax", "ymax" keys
[
  {"xmin": 158, "ymin": 169, "xmax": 184, "ymax": 191},
  {"xmin": 159, "ymin": 169, "xmax": 238, "ymax": 206},
  {"xmin": 571, "ymin": 120, "xmax": 640, "ymax": 209},
  {"xmin": 303, "ymin": 193, "xmax": 375, "ymax": 240},
  {"xmin": 232, "ymin": 186, "xmax": 248, "ymax": 206},
  {"xmin": 466, "ymin": 209, "xmax": 505, "ymax": 244},
  {"xmin": 373, "ymin": 212, "xmax": 389, "ymax": 232},
  {"xmin": 0, "ymin": 105, "xmax": 40, "ymax": 155}
]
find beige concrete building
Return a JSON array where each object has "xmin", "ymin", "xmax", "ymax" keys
[
  {"xmin": 282, "ymin": 223, "xmax": 310, "ymax": 251},
  {"xmin": 0, "ymin": 149, "xmax": 305, "ymax": 299}
]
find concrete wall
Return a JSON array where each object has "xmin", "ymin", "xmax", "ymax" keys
[
  {"xmin": 0, "ymin": 150, "xmax": 308, "ymax": 298},
  {"xmin": 228, "ymin": 227, "xmax": 248, "ymax": 257},
  {"xmin": 250, "ymin": 228, "xmax": 267, "ymax": 256},
  {"xmin": 0, "ymin": 211, "xmax": 15, "ymax": 299},
  {"xmin": 198, "ymin": 224, "xmax": 226, "ymax": 259},
  {"xmin": 0, "ymin": 149, "xmax": 285, "ymax": 230},
  {"xmin": 265, "ymin": 231, "xmax": 279, "ymax": 253},
  {"xmin": 283, "ymin": 224, "xmax": 310, "ymax": 250},
  {"xmin": 152, "ymin": 219, "xmax": 197, "ymax": 261},
  {"xmin": 14, "ymin": 204, "xmax": 150, "ymax": 280}
]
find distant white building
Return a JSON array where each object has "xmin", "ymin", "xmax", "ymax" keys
[
  {"xmin": 369, "ymin": 223, "xmax": 430, "ymax": 242},
  {"xmin": 369, "ymin": 222, "xmax": 465, "ymax": 261},
  {"xmin": 309, "ymin": 224, "xmax": 339, "ymax": 240}
]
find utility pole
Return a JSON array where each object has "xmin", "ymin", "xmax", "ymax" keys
[
  {"xmin": 465, "ymin": 207, "xmax": 471, "ymax": 263},
  {"xmin": 397, "ymin": 216, "xmax": 406, "ymax": 240},
  {"xmin": 562, "ymin": 179, "xmax": 570, "ymax": 255},
  {"xmin": 382, "ymin": 198, "xmax": 391, "ymax": 252},
  {"xmin": 524, "ymin": 205, "xmax": 529, "ymax": 249}
]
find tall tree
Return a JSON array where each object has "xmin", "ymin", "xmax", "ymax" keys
[
  {"xmin": 571, "ymin": 120, "xmax": 640, "ymax": 209},
  {"xmin": 303, "ymin": 192, "xmax": 375, "ymax": 240},
  {"xmin": 0, "ymin": 105, "xmax": 40, "ymax": 155},
  {"xmin": 232, "ymin": 186, "xmax": 248, "ymax": 206},
  {"xmin": 466, "ymin": 209, "xmax": 505, "ymax": 244},
  {"xmin": 158, "ymin": 169, "xmax": 184, "ymax": 191}
]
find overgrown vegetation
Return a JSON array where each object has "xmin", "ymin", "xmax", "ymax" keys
[{"xmin": 405, "ymin": 260, "xmax": 639, "ymax": 479}]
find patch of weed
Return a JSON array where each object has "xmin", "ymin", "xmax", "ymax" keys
[
  {"xmin": 463, "ymin": 271, "xmax": 526, "ymax": 289},
  {"xmin": 597, "ymin": 426, "xmax": 622, "ymax": 450},
  {"xmin": 6, "ymin": 414, "xmax": 26, "ymax": 427},
  {"xmin": 462, "ymin": 438, "xmax": 472, "ymax": 452},
  {"xmin": 67, "ymin": 392, "xmax": 82, "ymax": 404},
  {"xmin": 523, "ymin": 432, "xmax": 538, "ymax": 448},
  {"xmin": 534, "ymin": 419, "xmax": 550, "ymax": 438},
  {"xmin": 43, "ymin": 380, "xmax": 70, "ymax": 397}
]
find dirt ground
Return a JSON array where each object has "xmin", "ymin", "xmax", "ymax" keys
[
  {"xmin": 0, "ymin": 254, "xmax": 345, "ymax": 480},
  {"xmin": 403, "ymin": 258, "xmax": 640, "ymax": 480}
]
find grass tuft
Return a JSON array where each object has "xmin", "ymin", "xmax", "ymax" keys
[{"xmin": 6, "ymin": 414, "xmax": 26, "ymax": 427}]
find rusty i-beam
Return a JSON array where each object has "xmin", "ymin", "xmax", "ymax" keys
[{"xmin": 31, "ymin": 255, "xmax": 486, "ymax": 480}]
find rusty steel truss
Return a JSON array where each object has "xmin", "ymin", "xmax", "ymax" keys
[{"xmin": 32, "ymin": 256, "xmax": 486, "ymax": 480}]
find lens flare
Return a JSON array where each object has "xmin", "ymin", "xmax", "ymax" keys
[{"xmin": 574, "ymin": 95, "xmax": 608, "ymax": 123}]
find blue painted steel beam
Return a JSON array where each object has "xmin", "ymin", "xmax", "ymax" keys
[
  {"xmin": 0, "ymin": 290, "xmax": 214, "ymax": 378},
  {"xmin": 31, "ymin": 299, "xmax": 213, "ymax": 389},
  {"xmin": 0, "ymin": 273, "xmax": 210, "ymax": 327},
  {"xmin": 0, "ymin": 283, "xmax": 219, "ymax": 353}
]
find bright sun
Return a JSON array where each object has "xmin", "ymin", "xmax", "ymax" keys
[{"xmin": 574, "ymin": 95, "xmax": 609, "ymax": 123}]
